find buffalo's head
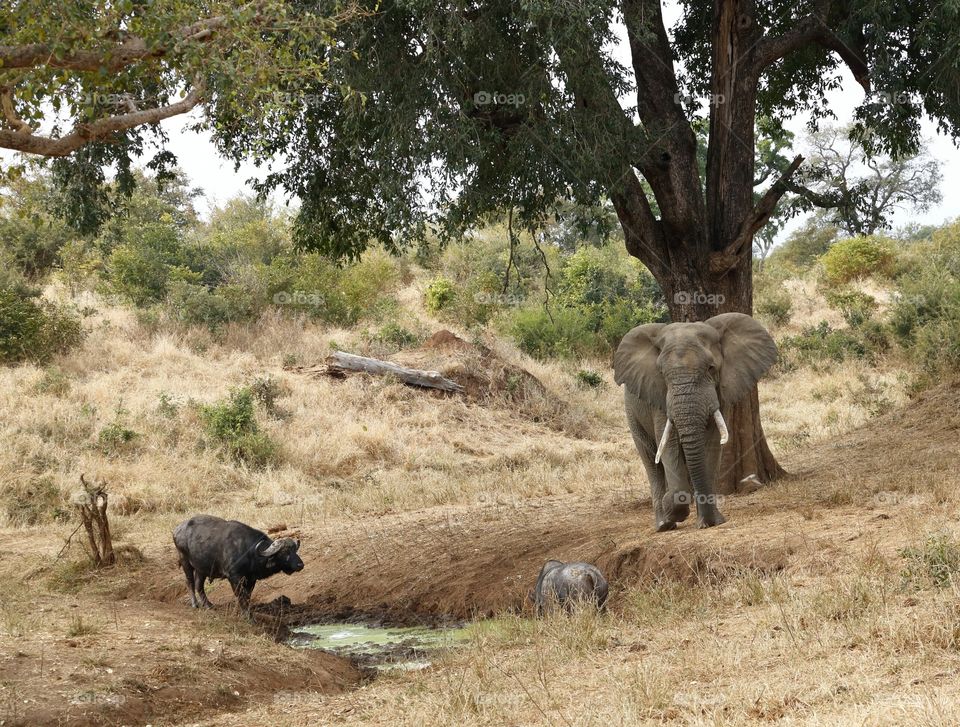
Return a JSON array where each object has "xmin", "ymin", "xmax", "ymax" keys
[{"xmin": 259, "ymin": 537, "xmax": 304, "ymax": 574}]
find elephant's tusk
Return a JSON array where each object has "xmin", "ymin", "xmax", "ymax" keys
[
  {"xmin": 655, "ymin": 419, "xmax": 672, "ymax": 464},
  {"xmin": 714, "ymin": 410, "xmax": 729, "ymax": 445}
]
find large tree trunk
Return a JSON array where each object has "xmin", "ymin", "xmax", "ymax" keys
[
  {"xmin": 636, "ymin": 239, "xmax": 785, "ymax": 494},
  {"xmin": 607, "ymin": 0, "xmax": 788, "ymax": 494}
]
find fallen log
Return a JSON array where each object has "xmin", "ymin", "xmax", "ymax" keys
[{"xmin": 317, "ymin": 351, "xmax": 465, "ymax": 393}]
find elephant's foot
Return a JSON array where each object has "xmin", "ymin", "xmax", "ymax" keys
[
  {"xmin": 655, "ymin": 519, "xmax": 678, "ymax": 532},
  {"xmin": 696, "ymin": 509, "xmax": 727, "ymax": 529},
  {"xmin": 661, "ymin": 495, "xmax": 691, "ymax": 523}
]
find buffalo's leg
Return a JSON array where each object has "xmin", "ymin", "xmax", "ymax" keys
[
  {"xmin": 230, "ymin": 578, "xmax": 254, "ymax": 610},
  {"xmin": 193, "ymin": 572, "xmax": 213, "ymax": 609},
  {"xmin": 180, "ymin": 558, "xmax": 199, "ymax": 608}
]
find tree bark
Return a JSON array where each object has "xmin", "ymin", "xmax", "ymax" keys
[{"xmin": 607, "ymin": 0, "xmax": 798, "ymax": 492}]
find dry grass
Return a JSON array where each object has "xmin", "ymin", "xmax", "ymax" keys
[{"xmin": 2, "ymin": 275, "xmax": 957, "ymax": 726}]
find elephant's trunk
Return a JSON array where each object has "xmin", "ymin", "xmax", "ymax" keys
[{"xmin": 668, "ymin": 385, "xmax": 726, "ymax": 526}]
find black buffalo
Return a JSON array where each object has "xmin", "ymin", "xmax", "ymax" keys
[
  {"xmin": 531, "ymin": 560, "xmax": 609, "ymax": 616},
  {"xmin": 173, "ymin": 514, "xmax": 304, "ymax": 609}
]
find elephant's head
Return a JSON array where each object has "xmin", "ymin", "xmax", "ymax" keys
[{"xmin": 613, "ymin": 313, "xmax": 777, "ymax": 525}]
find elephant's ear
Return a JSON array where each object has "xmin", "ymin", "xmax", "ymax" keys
[
  {"xmin": 613, "ymin": 323, "xmax": 667, "ymax": 408},
  {"xmin": 706, "ymin": 313, "xmax": 778, "ymax": 407}
]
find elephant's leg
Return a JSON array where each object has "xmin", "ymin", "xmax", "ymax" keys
[
  {"xmin": 625, "ymin": 395, "xmax": 673, "ymax": 531},
  {"xmin": 661, "ymin": 455, "xmax": 692, "ymax": 525}
]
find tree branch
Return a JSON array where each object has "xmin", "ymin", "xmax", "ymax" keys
[
  {"xmin": 0, "ymin": 85, "xmax": 203, "ymax": 156},
  {"xmin": 710, "ymin": 154, "xmax": 803, "ymax": 274},
  {"xmin": 0, "ymin": 7, "xmax": 258, "ymax": 73},
  {"xmin": 754, "ymin": 6, "xmax": 870, "ymax": 91}
]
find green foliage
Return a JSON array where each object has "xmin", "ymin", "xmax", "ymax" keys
[
  {"xmin": 889, "ymin": 221, "xmax": 960, "ymax": 377},
  {"xmin": 825, "ymin": 289, "xmax": 878, "ymax": 328},
  {"xmin": 754, "ymin": 286, "xmax": 793, "ymax": 327},
  {"xmin": 104, "ymin": 222, "xmax": 200, "ymax": 306},
  {"xmin": 425, "ymin": 276, "xmax": 457, "ymax": 313},
  {"xmin": 820, "ymin": 236, "xmax": 896, "ymax": 286},
  {"xmin": 249, "ymin": 375, "xmax": 286, "ymax": 415},
  {"xmin": 370, "ymin": 322, "xmax": 420, "ymax": 351},
  {"xmin": 575, "ymin": 369, "xmax": 604, "ymax": 389},
  {"xmin": 768, "ymin": 219, "xmax": 841, "ymax": 271},
  {"xmin": 200, "ymin": 388, "xmax": 278, "ymax": 468},
  {"xmin": 97, "ymin": 421, "xmax": 139, "ymax": 455},
  {"xmin": 507, "ymin": 307, "xmax": 602, "ymax": 360},
  {"xmin": 2, "ymin": 477, "xmax": 68, "ymax": 527},
  {"xmin": 32, "ymin": 368, "xmax": 71, "ymax": 397},
  {"xmin": 506, "ymin": 247, "xmax": 664, "ymax": 359},
  {"xmin": 778, "ymin": 321, "xmax": 870, "ymax": 368},
  {"xmin": 0, "ymin": 290, "xmax": 84, "ymax": 365},
  {"xmin": 900, "ymin": 534, "xmax": 960, "ymax": 589}
]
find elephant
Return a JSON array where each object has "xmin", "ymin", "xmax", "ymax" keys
[{"xmin": 613, "ymin": 312, "xmax": 777, "ymax": 531}]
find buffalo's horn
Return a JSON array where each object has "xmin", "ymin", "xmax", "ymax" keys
[
  {"xmin": 655, "ymin": 419, "xmax": 672, "ymax": 465},
  {"xmin": 713, "ymin": 410, "xmax": 729, "ymax": 445},
  {"xmin": 260, "ymin": 539, "xmax": 284, "ymax": 557}
]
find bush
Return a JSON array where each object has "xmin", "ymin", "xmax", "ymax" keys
[
  {"xmin": 820, "ymin": 235, "xmax": 896, "ymax": 286},
  {"xmin": 0, "ymin": 215, "xmax": 72, "ymax": 279},
  {"xmin": 200, "ymin": 388, "xmax": 278, "ymax": 468},
  {"xmin": 825, "ymin": 289, "xmax": 877, "ymax": 328},
  {"xmin": 0, "ymin": 290, "xmax": 84, "ymax": 364},
  {"xmin": 889, "ymin": 234, "xmax": 960, "ymax": 377},
  {"xmin": 769, "ymin": 218, "xmax": 840, "ymax": 270},
  {"xmin": 755, "ymin": 287, "xmax": 793, "ymax": 327},
  {"xmin": 901, "ymin": 534, "xmax": 960, "ymax": 589},
  {"xmin": 778, "ymin": 321, "xmax": 870, "ymax": 367},
  {"xmin": 104, "ymin": 222, "xmax": 200, "ymax": 306},
  {"xmin": 507, "ymin": 306, "xmax": 600, "ymax": 359},
  {"xmin": 97, "ymin": 421, "xmax": 139, "ymax": 455},
  {"xmin": 575, "ymin": 369, "xmax": 604, "ymax": 388},
  {"xmin": 425, "ymin": 276, "xmax": 457, "ymax": 312},
  {"xmin": 163, "ymin": 280, "xmax": 255, "ymax": 330},
  {"xmin": 370, "ymin": 322, "xmax": 420, "ymax": 351}
]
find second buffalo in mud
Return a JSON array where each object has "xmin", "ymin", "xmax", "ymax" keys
[{"xmin": 532, "ymin": 560, "xmax": 609, "ymax": 616}]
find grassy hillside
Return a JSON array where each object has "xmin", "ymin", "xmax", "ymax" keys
[{"xmin": 2, "ymin": 173, "xmax": 960, "ymax": 725}]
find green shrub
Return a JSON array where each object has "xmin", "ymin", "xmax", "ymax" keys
[
  {"xmin": 754, "ymin": 287, "xmax": 793, "ymax": 327},
  {"xmin": 575, "ymin": 370, "xmax": 604, "ymax": 389},
  {"xmin": 901, "ymin": 534, "xmax": 960, "ymax": 589},
  {"xmin": 825, "ymin": 289, "xmax": 877, "ymax": 328},
  {"xmin": 33, "ymin": 368, "xmax": 71, "ymax": 396},
  {"xmin": 769, "ymin": 219, "xmax": 840, "ymax": 270},
  {"xmin": 820, "ymin": 236, "xmax": 896, "ymax": 286},
  {"xmin": 200, "ymin": 388, "xmax": 278, "ymax": 468},
  {"xmin": 249, "ymin": 375, "xmax": 287, "ymax": 414},
  {"xmin": 779, "ymin": 321, "xmax": 869, "ymax": 367},
  {"xmin": 104, "ymin": 223, "xmax": 201, "ymax": 306},
  {"xmin": 370, "ymin": 322, "xmax": 420, "ymax": 351},
  {"xmin": 425, "ymin": 276, "xmax": 457, "ymax": 312},
  {"xmin": 0, "ymin": 215, "xmax": 72, "ymax": 279},
  {"xmin": 0, "ymin": 290, "xmax": 84, "ymax": 364},
  {"xmin": 163, "ymin": 280, "xmax": 255, "ymax": 330},
  {"xmin": 97, "ymin": 421, "xmax": 139, "ymax": 455}
]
